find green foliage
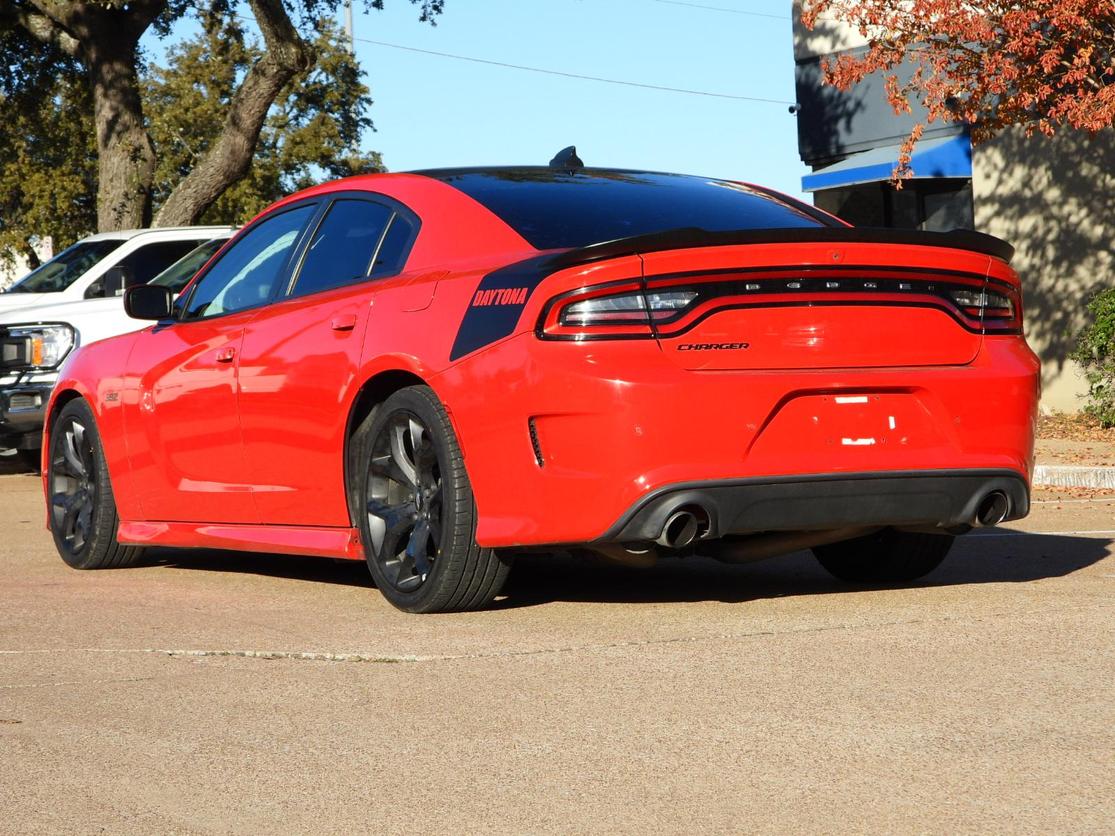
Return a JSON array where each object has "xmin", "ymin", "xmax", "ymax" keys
[
  {"xmin": 1071, "ymin": 287, "xmax": 1115, "ymax": 427},
  {"xmin": 145, "ymin": 13, "xmax": 383, "ymax": 226},
  {"xmin": 0, "ymin": 27, "xmax": 96, "ymax": 270},
  {"xmin": 0, "ymin": 3, "xmax": 387, "ymax": 258}
]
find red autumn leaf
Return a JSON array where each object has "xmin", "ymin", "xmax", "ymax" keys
[{"xmin": 801, "ymin": 0, "xmax": 1115, "ymax": 181}]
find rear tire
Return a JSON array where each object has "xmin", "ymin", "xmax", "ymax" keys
[
  {"xmin": 47, "ymin": 399, "xmax": 144, "ymax": 570},
  {"xmin": 353, "ymin": 386, "xmax": 512, "ymax": 613},
  {"xmin": 812, "ymin": 529, "xmax": 953, "ymax": 584}
]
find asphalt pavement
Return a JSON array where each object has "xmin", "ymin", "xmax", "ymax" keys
[{"xmin": 1, "ymin": 464, "xmax": 1113, "ymax": 834}]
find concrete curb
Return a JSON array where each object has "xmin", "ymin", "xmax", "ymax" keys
[{"xmin": 1033, "ymin": 464, "xmax": 1115, "ymax": 489}]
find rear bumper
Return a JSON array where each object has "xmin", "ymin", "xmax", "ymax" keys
[
  {"xmin": 436, "ymin": 333, "xmax": 1040, "ymax": 548},
  {"xmin": 601, "ymin": 469, "xmax": 1029, "ymax": 543}
]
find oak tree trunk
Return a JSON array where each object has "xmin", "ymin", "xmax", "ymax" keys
[
  {"xmin": 86, "ymin": 32, "xmax": 157, "ymax": 230},
  {"xmin": 12, "ymin": 0, "xmax": 317, "ymax": 232},
  {"xmin": 10, "ymin": 3, "xmax": 162, "ymax": 231}
]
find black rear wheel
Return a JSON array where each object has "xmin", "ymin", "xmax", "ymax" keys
[
  {"xmin": 812, "ymin": 529, "xmax": 953, "ymax": 584},
  {"xmin": 353, "ymin": 386, "xmax": 512, "ymax": 613},
  {"xmin": 47, "ymin": 399, "xmax": 143, "ymax": 569}
]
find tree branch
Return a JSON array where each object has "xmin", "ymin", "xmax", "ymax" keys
[
  {"xmin": 0, "ymin": 4, "xmax": 79, "ymax": 56},
  {"xmin": 119, "ymin": 0, "xmax": 168, "ymax": 40},
  {"xmin": 154, "ymin": 0, "xmax": 313, "ymax": 225}
]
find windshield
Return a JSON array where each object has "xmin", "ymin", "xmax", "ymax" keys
[
  {"xmin": 423, "ymin": 168, "xmax": 835, "ymax": 250},
  {"xmin": 149, "ymin": 238, "xmax": 228, "ymax": 293},
  {"xmin": 7, "ymin": 239, "xmax": 124, "ymax": 293}
]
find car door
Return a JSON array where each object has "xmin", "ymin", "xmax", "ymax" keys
[
  {"xmin": 122, "ymin": 203, "xmax": 318, "ymax": 523},
  {"xmin": 237, "ymin": 195, "xmax": 417, "ymax": 525}
]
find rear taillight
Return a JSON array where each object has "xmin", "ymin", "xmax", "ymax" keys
[
  {"xmin": 538, "ymin": 269, "xmax": 1023, "ymax": 340},
  {"xmin": 538, "ymin": 279, "xmax": 660, "ymax": 340},
  {"xmin": 561, "ymin": 291, "xmax": 698, "ymax": 326},
  {"xmin": 948, "ymin": 285, "xmax": 1023, "ymax": 333}
]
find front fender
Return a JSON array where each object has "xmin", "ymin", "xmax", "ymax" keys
[{"xmin": 43, "ymin": 332, "xmax": 143, "ymax": 521}]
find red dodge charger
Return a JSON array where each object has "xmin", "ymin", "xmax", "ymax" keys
[{"xmin": 41, "ymin": 156, "xmax": 1040, "ymax": 612}]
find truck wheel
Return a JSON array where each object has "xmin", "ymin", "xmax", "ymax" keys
[
  {"xmin": 813, "ymin": 529, "xmax": 953, "ymax": 584},
  {"xmin": 353, "ymin": 386, "xmax": 512, "ymax": 613},
  {"xmin": 47, "ymin": 399, "xmax": 144, "ymax": 570}
]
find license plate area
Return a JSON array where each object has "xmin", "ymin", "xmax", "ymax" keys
[{"xmin": 745, "ymin": 391, "xmax": 954, "ymax": 472}]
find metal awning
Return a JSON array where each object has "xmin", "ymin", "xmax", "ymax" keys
[{"xmin": 802, "ymin": 133, "xmax": 972, "ymax": 192}]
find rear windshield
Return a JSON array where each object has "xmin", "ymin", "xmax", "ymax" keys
[
  {"xmin": 150, "ymin": 238, "xmax": 228, "ymax": 293},
  {"xmin": 7, "ymin": 239, "xmax": 124, "ymax": 293},
  {"xmin": 425, "ymin": 169, "xmax": 832, "ymax": 250}
]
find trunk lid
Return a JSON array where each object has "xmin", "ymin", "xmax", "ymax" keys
[{"xmin": 639, "ymin": 240, "xmax": 997, "ymax": 371}]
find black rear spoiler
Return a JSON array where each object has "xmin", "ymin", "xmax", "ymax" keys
[{"xmin": 545, "ymin": 226, "xmax": 1015, "ymax": 270}]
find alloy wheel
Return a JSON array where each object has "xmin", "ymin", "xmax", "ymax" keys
[
  {"xmin": 50, "ymin": 417, "xmax": 97, "ymax": 556},
  {"xmin": 365, "ymin": 411, "xmax": 443, "ymax": 592}
]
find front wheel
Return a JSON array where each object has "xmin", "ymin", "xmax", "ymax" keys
[
  {"xmin": 812, "ymin": 529, "xmax": 953, "ymax": 584},
  {"xmin": 47, "ymin": 399, "xmax": 144, "ymax": 570},
  {"xmin": 352, "ymin": 386, "xmax": 512, "ymax": 613}
]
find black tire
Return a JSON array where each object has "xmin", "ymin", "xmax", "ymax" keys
[
  {"xmin": 47, "ymin": 399, "xmax": 144, "ymax": 570},
  {"xmin": 353, "ymin": 385, "xmax": 512, "ymax": 613},
  {"xmin": 812, "ymin": 529, "xmax": 953, "ymax": 584}
]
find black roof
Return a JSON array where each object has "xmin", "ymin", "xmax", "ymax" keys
[{"xmin": 410, "ymin": 167, "xmax": 837, "ymax": 249}]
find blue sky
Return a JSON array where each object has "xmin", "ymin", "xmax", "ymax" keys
[
  {"xmin": 350, "ymin": 0, "xmax": 807, "ymax": 196},
  {"xmin": 149, "ymin": 0, "xmax": 810, "ymax": 198}
]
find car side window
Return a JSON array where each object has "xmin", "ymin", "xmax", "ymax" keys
[
  {"xmin": 290, "ymin": 199, "xmax": 394, "ymax": 297},
  {"xmin": 183, "ymin": 206, "xmax": 315, "ymax": 320},
  {"xmin": 370, "ymin": 214, "xmax": 416, "ymax": 278}
]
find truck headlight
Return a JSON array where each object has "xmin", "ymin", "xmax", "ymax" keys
[{"xmin": 5, "ymin": 324, "xmax": 76, "ymax": 369}]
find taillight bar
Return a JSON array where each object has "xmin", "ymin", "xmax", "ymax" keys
[{"xmin": 538, "ymin": 267, "xmax": 1023, "ymax": 340}]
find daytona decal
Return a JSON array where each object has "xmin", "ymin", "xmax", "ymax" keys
[
  {"xmin": 472, "ymin": 287, "xmax": 529, "ymax": 307},
  {"xmin": 450, "ymin": 255, "xmax": 555, "ymax": 361}
]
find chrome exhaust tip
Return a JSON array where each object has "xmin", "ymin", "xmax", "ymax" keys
[
  {"xmin": 656, "ymin": 507, "xmax": 708, "ymax": 549},
  {"xmin": 975, "ymin": 491, "xmax": 1010, "ymax": 527}
]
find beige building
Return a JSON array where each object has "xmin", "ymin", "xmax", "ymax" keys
[{"xmin": 792, "ymin": 2, "xmax": 1113, "ymax": 412}]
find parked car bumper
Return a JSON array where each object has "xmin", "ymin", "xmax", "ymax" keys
[{"xmin": 0, "ymin": 371, "xmax": 57, "ymax": 449}]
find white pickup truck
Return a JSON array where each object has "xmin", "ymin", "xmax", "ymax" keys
[
  {"xmin": 0, "ymin": 226, "xmax": 233, "ymax": 312},
  {"xmin": 0, "ymin": 228, "xmax": 234, "ymax": 463}
]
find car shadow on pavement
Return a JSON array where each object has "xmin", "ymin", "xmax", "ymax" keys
[
  {"xmin": 495, "ymin": 532, "xmax": 1113, "ymax": 607},
  {"xmin": 0, "ymin": 454, "xmax": 37, "ymax": 476},
  {"xmin": 134, "ymin": 528, "xmax": 1112, "ymax": 608},
  {"xmin": 141, "ymin": 550, "xmax": 376, "ymax": 588}
]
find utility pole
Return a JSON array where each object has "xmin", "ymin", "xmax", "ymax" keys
[{"xmin": 343, "ymin": 0, "xmax": 355, "ymax": 53}]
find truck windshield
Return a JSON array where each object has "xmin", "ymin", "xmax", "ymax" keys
[
  {"xmin": 6, "ymin": 240, "xmax": 124, "ymax": 293},
  {"xmin": 149, "ymin": 238, "xmax": 228, "ymax": 293}
]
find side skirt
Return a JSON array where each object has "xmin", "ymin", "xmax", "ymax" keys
[{"xmin": 116, "ymin": 521, "xmax": 364, "ymax": 560}]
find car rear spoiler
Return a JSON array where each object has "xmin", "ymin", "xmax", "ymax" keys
[{"xmin": 546, "ymin": 226, "xmax": 1015, "ymax": 270}]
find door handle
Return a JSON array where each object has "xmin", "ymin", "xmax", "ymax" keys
[
  {"xmin": 331, "ymin": 314, "xmax": 357, "ymax": 332},
  {"xmin": 216, "ymin": 347, "xmax": 236, "ymax": 363}
]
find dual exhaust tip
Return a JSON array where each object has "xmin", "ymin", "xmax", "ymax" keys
[
  {"xmin": 652, "ymin": 490, "xmax": 1012, "ymax": 549},
  {"xmin": 656, "ymin": 506, "xmax": 710, "ymax": 549},
  {"xmin": 975, "ymin": 490, "xmax": 1010, "ymax": 527}
]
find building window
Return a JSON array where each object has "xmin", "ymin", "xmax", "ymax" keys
[{"xmin": 813, "ymin": 179, "xmax": 974, "ymax": 231}]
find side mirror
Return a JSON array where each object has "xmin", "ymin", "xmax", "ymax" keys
[
  {"xmin": 124, "ymin": 285, "xmax": 174, "ymax": 321},
  {"xmin": 101, "ymin": 265, "xmax": 134, "ymax": 297}
]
